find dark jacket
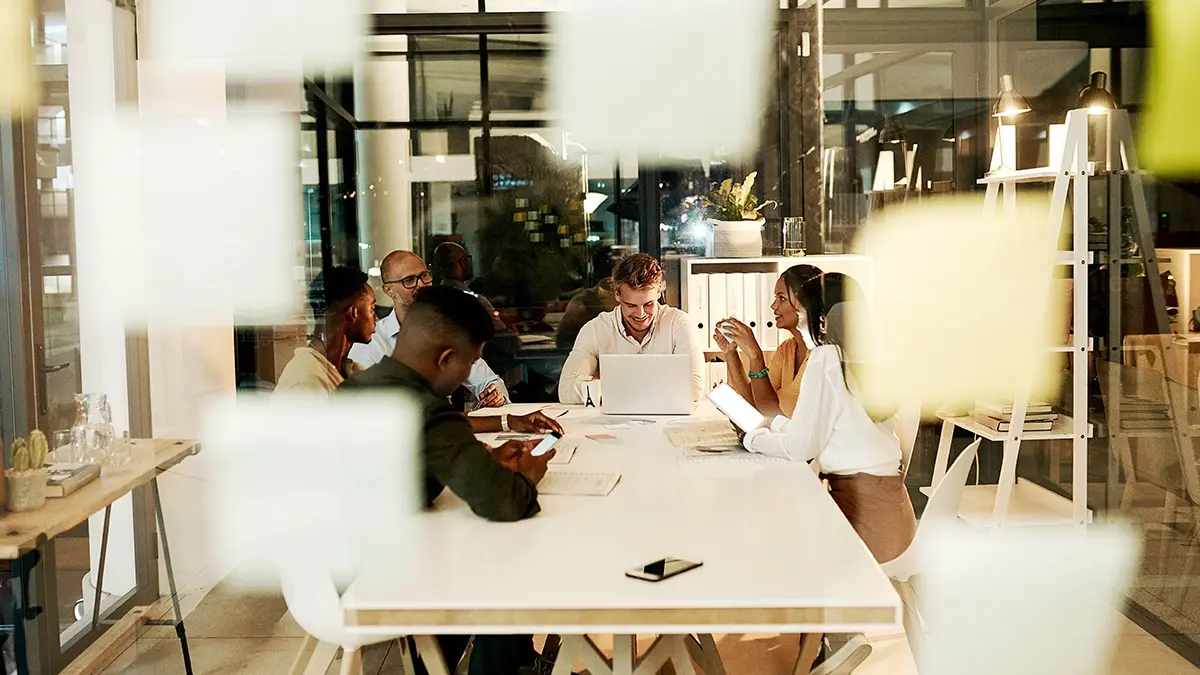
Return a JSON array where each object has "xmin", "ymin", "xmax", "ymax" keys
[{"xmin": 341, "ymin": 358, "xmax": 540, "ymax": 522}]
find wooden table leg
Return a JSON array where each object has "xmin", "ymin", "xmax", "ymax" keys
[
  {"xmin": 414, "ymin": 636, "xmax": 452, "ymax": 675},
  {"xmin": 791, "ymin": 633, "xmax": 823, "ymax": 675}
]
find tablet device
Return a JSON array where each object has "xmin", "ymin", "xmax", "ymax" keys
[
  {"xmin": 706, "ymin": 384, "xmax": 767, "ymax": 433},
  {"xmin": 530, "ymin": 432, "xmax": 562, "ymax": 457}
]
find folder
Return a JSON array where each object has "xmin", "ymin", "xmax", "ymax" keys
[
  {"xmin": 758, "ymin": 272, "xmax": 779, "ymax": 350},
  {"xmin": 708, "ymin": 273, "xmax": 728, "ymax": 350},
  {"xmin": 687, "ymin": 272, "xmax": 710, "ymax": 351},
  {"xmin": 726, "ymin": 273, "xmax": 745, "ymax": 325},
  {"xmin": 742, "ymin": 272, "xmax": 762, "ymax": 346}
]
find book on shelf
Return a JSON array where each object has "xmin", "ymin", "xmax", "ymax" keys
[
  {"xmin": 1119, "ymin": 419, "xmax": 1175, "ymax": 431},
  {"xmin": 44, "ymin": 462, "xmax": 100, "ymax": 498},
  {"xmin": 975, "ymin": 400, "xmax": 1053, "ymax": 417},
  {"xmin": 971, "ymin": 408, "xmax": 1059, "ymax": 423},
  {"xmin": 972, "ymin": 412, "xmax": 1054, "ymax": 433}
]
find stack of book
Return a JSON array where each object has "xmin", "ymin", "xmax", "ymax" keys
[{"xmin": 973, "ymin": 401, "xmax": 1059, "ymax": 432}]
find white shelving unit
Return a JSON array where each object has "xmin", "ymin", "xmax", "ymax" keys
[
  {"xmin": 928, "ymin": 108, "xmax": 1098, "ymax": 528},
  {"xmin": 680, "ymin": 255, "xmax": 873, "ymax": 390}
]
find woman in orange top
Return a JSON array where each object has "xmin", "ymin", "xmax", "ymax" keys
[{"xmin": 714, "ymin": 264, "xmax": 822, "ymax": 418}]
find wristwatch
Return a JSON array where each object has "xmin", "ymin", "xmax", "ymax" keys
[
  {"xmin": 501, "ymin": 414, "xmax": 511, "ymax": 432},
  {"xmin": 748, "ymin": 367, "xmax": 769, "ymax": 380}
]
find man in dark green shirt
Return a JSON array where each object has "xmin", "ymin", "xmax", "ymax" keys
[{"xmin": 341, "ymin": 285, "xmax": 555, "ymax": 674}]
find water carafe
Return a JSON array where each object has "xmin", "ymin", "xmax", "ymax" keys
[{"xmin": 72, "ymin": 393, "xmax": 114, "ymax": 465}]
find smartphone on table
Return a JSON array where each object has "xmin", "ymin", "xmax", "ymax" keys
[
  {"xmin": 530, "ymin": 432, "xmax": 562, "ymax": 457},
  {"xmin": 625, "ymin": 557, "xmax": 703, "ymax": 582}
]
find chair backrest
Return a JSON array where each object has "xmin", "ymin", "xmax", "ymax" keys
[
  {"xmin": 881, "ymin": 439, "xmax": 980, "ymax": 582},
  {"xmin": 893, "ymin": 399, "xmax": 922, "ymax": 476}
]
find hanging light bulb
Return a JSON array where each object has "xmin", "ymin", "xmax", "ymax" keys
[
  {"xmin": 992, "ymin": 74, "xmax": 1031, "ymax": 118},
  {"xmin": 1078, "ymin": 71, "xmax": 1116, "ymax": 115}
]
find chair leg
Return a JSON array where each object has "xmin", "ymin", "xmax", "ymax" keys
[
  {"xmin": 791, "ymin": 634, "xmax": 822, "ymax": 675},
  {"xmin": 303, "ymin": 641, "xmax": 340, "ymax": 675},
  {"xmin": 339, "ymin": 648, "xmax": 364, "ymax": 675},
  {"xmin": 290, "ymin": 634, "xmax": 319, "ymax": 675}
]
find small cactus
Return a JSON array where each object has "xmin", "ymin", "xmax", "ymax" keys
[
  {"xmin": 11, "ymin": 437, "xmax": 28, "ymax": 472},
  {"xmin": 28, "ymin": 430, "xmax": 47, "ymax": 470}
]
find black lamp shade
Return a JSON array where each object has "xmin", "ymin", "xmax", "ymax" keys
[{"xmin": 1079, "ymin": 72, "xmax": 1116, "ymax": 113}]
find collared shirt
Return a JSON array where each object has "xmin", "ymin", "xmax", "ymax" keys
[
  {"xmin": 348, "ymin": 310, "xmax": 510, "ymax": 403},
  {"xmin": 745, "ymin": 345, "xmax": 901, "ymax": 476},
  {"xmin": 557, "ymin": 305, "xmax": 705, "ymax": 404},
  {"xmin": 274, "ymin": 347, "xmax": 364, "ymax": 396},
  {"xmin": 340, "ymin": 358, "xmax": 540, "ymax": 521}
]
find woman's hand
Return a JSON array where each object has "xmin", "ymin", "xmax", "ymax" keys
[
  {"xmin": 713, "ymin": 326, "xmax": 736, "ymax": 354},
  {"xmin": 717, "ymin": 318, "xmax": 763, "ymax": 363}
]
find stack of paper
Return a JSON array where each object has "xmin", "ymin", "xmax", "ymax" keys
[{"xmin": 538, "ymin": 471, "xmax": 621, "ymax": 496}]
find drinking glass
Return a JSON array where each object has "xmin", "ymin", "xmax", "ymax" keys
[
  {"xmin": 52, "ymin": 430, "xmax": 79, "ymax": 464},
  {"xmin": 783, "ymin": 217, "xmax": 806, "ymax": 256}
]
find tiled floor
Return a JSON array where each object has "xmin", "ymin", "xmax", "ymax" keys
[{"xmin": 100, "ymin": 586, "xmax": 1200, "ymax": 675}]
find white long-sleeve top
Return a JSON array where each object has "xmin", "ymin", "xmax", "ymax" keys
[
  {"xmin": 744, "ymin": 345, "xmax": 901, "ymax": 476},
  {"xmin": 558, "ymin": 306, "xmax": 705, "ymax": 404}
]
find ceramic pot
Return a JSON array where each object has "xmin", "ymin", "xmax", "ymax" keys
[{"xmin": 6, "ymin": 470, "xmax": 46, "ymax": 512}]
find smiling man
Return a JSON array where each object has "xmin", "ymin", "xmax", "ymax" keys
[{"xmin": 557, "ymin": 253, "xmax": 704, "ymax": 404}]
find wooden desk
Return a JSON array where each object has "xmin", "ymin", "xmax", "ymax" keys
[
  {"xmin": 4, "ymin": 439, "xmax": 199, "ymax": 675},
  {"xmin": 342, "ymin": 405, "xmax": 898, "ymax": 675},
  {"xmin": 0, "ymin": 439, "xmax": 196, "ymax": 559}
]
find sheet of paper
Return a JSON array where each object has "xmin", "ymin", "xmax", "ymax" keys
[
  {"xmin": 681, "ymin": 445, "xmax": 748, "ymax": 458},
  {"xmin": 665, "ymin": 420, "xmax": 740, "ymax": 448},
  {"xmin": 538, "ymin": 471, "xmax": 621, "ymax": 496},
  {"xmin": 547, "ymin": 439, "xmax": 578, "ymax": 465}
]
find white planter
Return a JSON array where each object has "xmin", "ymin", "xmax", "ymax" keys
[{"xmin": 709, "ymin": 219, "xmax": 764, "ymax": 258}]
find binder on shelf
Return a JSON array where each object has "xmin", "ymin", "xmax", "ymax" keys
[
  {"xmin": 726, "ymin": 273, "xmax": 745, "ymax": 326},
  {"xmin": 758, "ymin": 272, "xmax": 780, "ymax": 350},
  {"xmin": 742, "ymin": 273, "xmax": 762, "ymax": 347},
  {"xmin": 707, "ymin": 361, "xmax": 729, "ymax": 391},
  {"xmin": 708, "ymin": 273, "xmax": 728, "ymax": 351},
  {"xmin": 687, "ymin": 272, "xmax": 711, "ymax": 350}
]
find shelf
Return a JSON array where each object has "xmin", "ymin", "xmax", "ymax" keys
[
  {"xmin": 919, "ymin": 479, "xmax": 1090, "ymax": 527},
  {"xmin": 1049, "ymin": 337, "xmax": 1092, "ymax": 353},
  {"xmin": 940, "ymin": 413, "xmax": 1092, "ymax": 442}
]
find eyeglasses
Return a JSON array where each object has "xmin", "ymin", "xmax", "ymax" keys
[{"xmin": 383, "ymin": 271, "xmax": 433, "ymax": 290}]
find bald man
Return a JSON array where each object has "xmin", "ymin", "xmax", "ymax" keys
[{"xmin": 350, "ymin": 250, "xmax": 511, "ymax": 409}]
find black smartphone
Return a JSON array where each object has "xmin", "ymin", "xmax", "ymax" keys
[{"xmin": 625, "ymin": 558, "xmax": 703, "ymax": 582}]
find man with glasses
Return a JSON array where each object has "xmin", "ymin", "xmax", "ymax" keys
[{"xmin": 351, "ymin": 250, "xmax": 512, "ymax": 410}]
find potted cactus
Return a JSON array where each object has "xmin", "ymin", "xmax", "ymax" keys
[{"xmin": 7, "ymin": 431, "xmax": 48, "ymax": 512}]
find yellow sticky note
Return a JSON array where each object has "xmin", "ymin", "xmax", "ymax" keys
[
  {"xmin": 1141, "ymin": 0, "xmax": 1200, "ymax": 176},
  {"xmin": 850, "ymin": 197, "xmax": 1063, "ymax": 414},
  {"xmin": 0, "ymin": 0, "xmax": 36, "ymax": 111}
]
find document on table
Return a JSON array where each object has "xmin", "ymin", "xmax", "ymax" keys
[
  {"xmin": 538, "ymin": 471, "xmax": 621, "ymax": 496},
  {"xmin": 665, "ymin": 420, "xmax": 740, "ymax": 447},
  {"xmin": 547, "ymin": 438, "xmax": 578, "ymax": 465}
]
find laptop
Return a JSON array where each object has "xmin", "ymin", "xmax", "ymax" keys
[{"xmin": 599, "ymin": 354, "xmax": 695, "ymax": 416}]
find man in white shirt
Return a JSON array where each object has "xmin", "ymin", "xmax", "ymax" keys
[
  {"xmin": 350, "ymin": 250, "xmax": 510, "ymax": 408},
  {"xmin": 275, "ymin": 266, "xmax": 377, "ymax": 395},
  {"xmin": 558, "ymin": 253, "xmax": 704, "ymax": 404}
]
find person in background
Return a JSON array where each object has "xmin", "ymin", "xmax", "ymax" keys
[
  {"xmin": 714, "ymin": 263, "xmax": 823, "ymax": 417},
  {"xmin": 554, "ymin": 246, "xmax": 618, "ymax": 349},
  {"xmin": 275, "ymin": 266, "xmax": 376, "ymax": 395},
  {"xmin": 351, "ymin": 250, "xmax": 509, "ymax": 410},
  {"xmin": 432, "ymin": 240, "xmax": 508, "ymax": 334},
  {"xmin": 341, "ymin": 286, "xmax": 555, "ymax": 675},
  {"xmin": 557, "ymin": 253, "xmax": 704, "ymax": 404},
  {"xmin": 743, "ymin": 272, "xmax": 914, "ymax": 675}
]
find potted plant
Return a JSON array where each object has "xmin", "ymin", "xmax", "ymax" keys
[
  {"xmin": 7, "ymin": 431, "xmax": 48, "ymax": 513},
  {"xmin": 702, "ymin": 171, "xmax": 778, "ymax": 258}
]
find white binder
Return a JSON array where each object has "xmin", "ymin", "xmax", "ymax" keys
[
  {"xmin": 687, "ymin": 272, "xmax": 710, "ymax": 351},
  {"xmin": 742, "ymin": 271, "xmax": 762, "ymax": 346},
  {"xmin": 758, "ymin": 272, "xmax": 780, "ymax": 350},
  {"xmin": 708, "ymin": 273, "xmax": 728, "ymax": 350},
  {"xmin": 707, "ymin": 360, "xmax": 729, "ymax": 392},
  {"xmin": 725, "ymin": 273, "xmax": 745, "ymax": 326}
]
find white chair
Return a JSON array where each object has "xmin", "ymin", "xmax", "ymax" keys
[
  {"xmin": 881, "ymin": 438, "xmax": 981, "ymax": 665},
  {"xmin": 893, "ymin": 399, "xmax": 923, "ymax": 476},
  {"xmin": 283, "ymin": 567, "xmax": 417, "ymax": 675}
]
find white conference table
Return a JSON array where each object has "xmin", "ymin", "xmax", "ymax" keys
[{"xmin": 342, "ymin": 403, "xmax": 900, "ymax": 675}]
